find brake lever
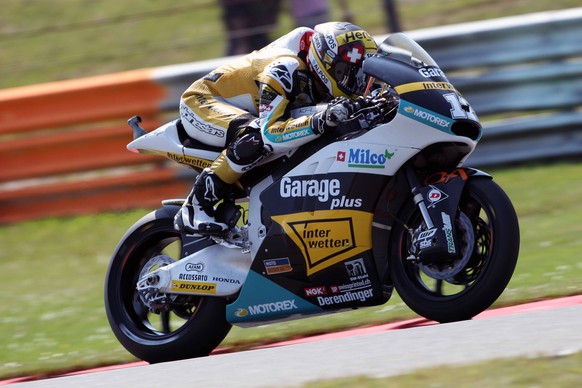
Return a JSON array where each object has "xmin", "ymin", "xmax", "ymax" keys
[{"xmin": 349, "ymin": 96, "xmax": 397, "ymax": 127}]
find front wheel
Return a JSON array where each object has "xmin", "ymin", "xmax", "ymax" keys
[
  {"xmin": 390, "ymin": 178, "xmax": 520, "ymax": 323},
  {"xmin": 104, "ymin": 207, "xmax": 232, "ymax": 363}
]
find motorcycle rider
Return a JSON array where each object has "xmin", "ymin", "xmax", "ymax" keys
[{"xmin": 174, "ymin": 21, "xmax": 379, "ymax": 235}]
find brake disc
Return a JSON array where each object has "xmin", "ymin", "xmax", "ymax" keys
[
  {"xmin": 136, "ymin": 255, "xmax": 176, "ymax": 313},
  {"xmin": 419, "ymin": 212, "xmax": 475, "ymax": 280}
]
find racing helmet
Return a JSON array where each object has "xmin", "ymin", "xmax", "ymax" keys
[{"xmin": 307, "ymin": 22, "xmax": 378, "ymax": 99}]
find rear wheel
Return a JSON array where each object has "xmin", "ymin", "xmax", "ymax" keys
[
  {"xmin": 390, "ymin": 178, "xmax": 519, "ymax": 323},
  {"xmin": 104, "ymin": 207, "xmax": 231, "ymax": 363}
]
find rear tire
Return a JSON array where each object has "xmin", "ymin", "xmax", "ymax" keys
[
  {"xmin": 390, "ymin": 178, "xmax": 520, "ymax": 323},
  {"xmin": 104, "ymin": 207, "xmax": 231, "ymax": 363}
]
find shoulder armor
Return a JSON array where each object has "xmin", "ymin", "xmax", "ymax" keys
[{"xmin": 264, "ymin": 57, "xmax": 301, "ymax": 93}]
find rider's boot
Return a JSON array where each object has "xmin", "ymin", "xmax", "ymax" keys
[{"xmin": 174, "ymin": 168, "xmax": 230, "ymax": 235}]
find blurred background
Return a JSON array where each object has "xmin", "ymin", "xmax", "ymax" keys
[
  {"xmin": 0, "ymin": 0, "xmax": 579, "ymax": 88},
  {"xmin": 1, "ymin": 0, "xmax": 581, "ymax": 382}
]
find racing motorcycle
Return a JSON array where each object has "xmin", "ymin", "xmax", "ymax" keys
[{"xmin": 105, "ymin": 33, "xmax": 520, "ymax": 363}]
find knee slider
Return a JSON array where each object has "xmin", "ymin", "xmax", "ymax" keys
[{"xmin": 226, "ymin": 132, "xmax": 265, "ymax": 165}]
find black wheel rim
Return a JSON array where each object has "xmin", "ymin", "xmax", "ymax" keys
[{"xmin": 117, "ymin": 228, "xmax": 204, "ymax": 340}]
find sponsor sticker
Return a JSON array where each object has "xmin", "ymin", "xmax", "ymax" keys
[
  {"xmin": 288, "ymin": 218, "xmax": 355, "ymax": 272},
  {"xmin": 170, "ymin": 281, "xmax": 217, "ymax": 294},
  {"xmin": 426, "ymin": 185, "xmax": 449, "ymax": 208},
  {"xmin": 280, "ymin": 176, "xmax": 341, "ymax": 202},
  {"xmin": 441, "ymin": 212, "xmax": 456, "ymax": 253},
  {"xmin": 345, "ymin": 258, "xmax": 368, "ymax": 281},
  {"xmin": 418, "ymin": 66, "xmax": 446, "ymax": 78},
  {"xmin": 275, "ymin": 128, "xmax": 313, "ymax": 142},
  {"xmin": 394, "ymin": 81, "xmax": 455, "ymax": 95},
  {"xmin": 418, "ymin": 228, "xmax": 437, "ymax": 240},
  {"xmin": 212, "ymin": 276, "xmax": 241, "ymax": 284},
  {"xmin": 185, "ymin": 262, "xmax": 204, "ymax": 272},
  {"xmin": 417, "ymin": 228, "xmax": 437, "ymax": 250},
  {"xmin": 330, "ymin": 278, "xmax": 372, "ymax": 294},
  {"xmin": 330, "ymin": 196, "xmax": 362, "ymax": 210},
  {"xmin": 272, "ymin": 210, "xmax": 373, "ymax": 276},
  {"xmin": 304, "ymin": 286, "xmax": 327, "ymax": 297},
  {"xmin": 317, "ymin": 289, "xmax": 373, "ymax": 306},
  {"xmin": 338, "ymin": 148, "xmax": 395, "ymax": 169},
  {"xmin": 166, "ymin": 152, "xmax": 212, "ymax": 169},
  {"xmin": 399, "ymin": 100, "xmax": 455, "ymax": 132},
  {"xmin": 180, "ymin": 103, "xmax": 226, "ymax": 138},
  {"xmin": 234, "ymin": 299, "xmax": 298, "ymax": 317},
  {"xmin": 279, "ymin": 172, "xmax": 364, "ymax": 210},
  {"xmin": 264, "ymin": 258, "xmax": 293, "ymax": 275},
  {"xmin": 289, "ymin": 218, "xmax": 355, "ymax": 265},
  {"xmin": 312, "ymin": 34, "xmax": 324, "ymax": 53},
  {"xmin": 310, "ymin": 58, "xmax": 331, "ymax": 89},
  {"xmin": 345, "ymin": 46, "xmax": 363, "ymax": 63},
  {"xmin": 337, "ymin": 30, "xmax": 373, "ymax": 45},
  {"xmin": 324, "ymin": 32, "xmax": 338, "ymax": 52},
  {"xmin": 178, "ymin": 273, "xmax": 208, "ymax": 281}
]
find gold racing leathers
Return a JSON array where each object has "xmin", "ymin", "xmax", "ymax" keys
[{"xmin": 179, "ymin": 27, "xmax": 330, "ymax": 185}]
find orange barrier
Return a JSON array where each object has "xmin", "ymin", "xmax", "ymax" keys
[
  {"xmin": 0, "ymin": 69, "xmax": 166, "ymax": 135},
  {"xmin": 0, "ymin": 169, "xmax": 191, "ymax": 224},
  {"xmin": 0, "ymin": 70, "xmax": 192, "ymax": 224},
  {"xmin": 0, "ymin": 123, "xmax": 164, "ymax": 183}
]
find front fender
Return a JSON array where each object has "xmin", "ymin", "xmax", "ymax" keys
[{"xmin": 422, "ymin": 167, "xmax": 491, "ymax": 186}]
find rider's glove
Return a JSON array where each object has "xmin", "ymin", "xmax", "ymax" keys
[
  {"xmin": 326, "ymin": 96, "xmax": 376, "ymax": 126},
  {"xmin": 344, "ymin": 96, "xmax": 398, "ymax": 132},
  {"xmin": 313, "ymin": 96, "xmax": 376, "ymax": 134}
]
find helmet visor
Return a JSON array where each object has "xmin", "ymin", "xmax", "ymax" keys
[{"xmin": 332, "ymin": 61, "xmax": 367, "ymax": 97}]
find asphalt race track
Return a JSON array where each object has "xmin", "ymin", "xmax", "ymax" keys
[{"xmin": 9, "ymin": 296, "xmax": 582, "ymax": 387}]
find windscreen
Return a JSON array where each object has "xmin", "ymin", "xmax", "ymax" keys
[{"xmin": 377, "ymin": 33, "xmax": 439, "ymax": 68}]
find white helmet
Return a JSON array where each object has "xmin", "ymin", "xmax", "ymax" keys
[{"xmin": 307, "ymin": 22, "xmax": 378, "ymax": 99}]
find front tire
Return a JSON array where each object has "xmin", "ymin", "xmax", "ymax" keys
[
  {"xmin": 104, "ymin": 207, "xmax": 232, "ymax": 363},
  {"xmin": 390, "ymin": 178, "xmax": 520, "ymax": 323}
]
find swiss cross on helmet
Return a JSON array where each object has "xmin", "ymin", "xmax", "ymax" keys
[{"xmin": 307, "ymin": 22, "xmax": 378, "ymax": 99}]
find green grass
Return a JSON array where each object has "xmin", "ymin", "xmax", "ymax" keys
[
  {"xmin": 1, "ymin": 0, "xmax": 580, "ymax": 88},
  {"xmin": 1, "ymin": 161, "xmax": 581, "ymax": 379}
]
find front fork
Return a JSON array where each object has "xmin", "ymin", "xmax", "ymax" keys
[
  {"xmin": 406, "ymin": 167, "xmax": 435, "ymax": 230},
  {"xmin": 404, "ymin": 165, "xmax": 471, "ymax": 264}
]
